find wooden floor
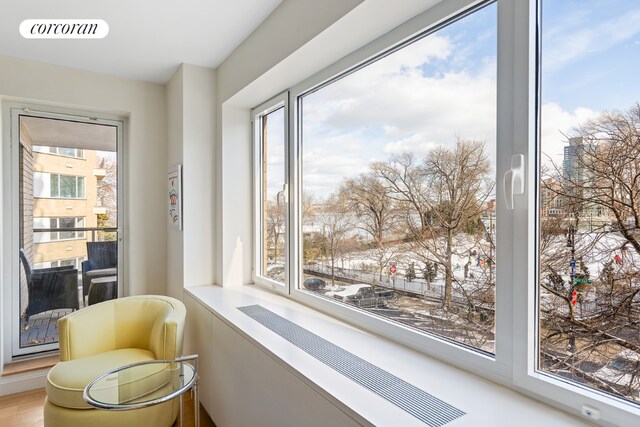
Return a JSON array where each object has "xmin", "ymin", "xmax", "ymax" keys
[{"xmin": 0, "ymin": 388, "xmax": 215, "ymax": 427}]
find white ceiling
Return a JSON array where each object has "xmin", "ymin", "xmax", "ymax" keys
[{"xmin": 0, "ymin": 0, "xmax": 283, "ymax": 84}]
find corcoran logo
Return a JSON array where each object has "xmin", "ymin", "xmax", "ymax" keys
[{"xmin": 19, "ymin": 19, "xmax": 109, "ymax": 39}]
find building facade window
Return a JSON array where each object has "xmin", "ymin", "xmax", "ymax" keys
[
  {"xmin": 34, "ymin": 172, "xmax": 86, "ymax": 199},
  {"xmin": 33, "ymin": 145, "xmax": 85, "ymax": 159},
  {"xmin": 33, "ymin": 256, "xmax": 85, "ymax": 270},
  {"xmin": 33, "ymin": 217, "xmax": 86, "ymax": 242}
]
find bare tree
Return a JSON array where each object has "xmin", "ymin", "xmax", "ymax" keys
[
  {"xmin": 266, "ymin": 194, "xmax": 285, "ymax": 265},
  {"xmin": 539, "ymin": 104, "xmax": 640, "ymax": 401},
  {"xmin": 317, "ymin": 194, "xmax": 357, "ymax": 286},
  {"xmin": 373, "ymin": 139, "xmax": 494, "ymax": 308},
  {"xmin": 340, "ymin": 173, "xmax": 398, "ymax": 281},
  {"xmin": 96, "ymin": 154, "xmax": 117, "ymax": 226}
]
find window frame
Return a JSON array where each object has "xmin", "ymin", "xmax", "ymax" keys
[
  {"xmin": 510, "ymin": 0, "xmax": 640, "ymax": 424},
  {"xmin": 250, "ymin": 0, "xmax": 640, "ymax": 423},
  {"xmin": 34, "ymin": 171, "xmax": 86, "ymax": 199},
  {"xmin": 280, "ymin": 0, "xmax": 509, "ymax": 383},
  {"xmin": 252, "ymin": 91, "xmax": 290, "ymax": 292}
]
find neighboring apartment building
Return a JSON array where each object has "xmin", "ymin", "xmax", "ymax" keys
[
  {"xmin": 18, "ymin": 116, "xmax": 106, "ymax": 312},
  {"xmin": 32, "ymin": 145, "xmax": 102, "ymax": 269}
]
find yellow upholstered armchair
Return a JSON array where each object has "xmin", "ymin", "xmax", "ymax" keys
[{"xmin": 44, "ymin": 295, "xmax": 187, "ymax": 427}]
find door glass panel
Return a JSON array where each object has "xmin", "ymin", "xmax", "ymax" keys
[
  {"xmin": 17, "ymin": 115, "xmax": 119, "ymax": 354},
  {"xmin": 300, "ymin": 2, "xmax": 497, "ymax": 353},
  {"xmin": 538, "ymin": 0, "xmax": 640, "ymax": 403}
]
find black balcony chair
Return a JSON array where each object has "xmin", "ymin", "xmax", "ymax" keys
[
  {"xmin": 19, "ymin": 249, "xmax": 79, "ymax": 322},
  {"xmin": 81, "ymin": 241, "xmax": 117, "ymax": 301}
]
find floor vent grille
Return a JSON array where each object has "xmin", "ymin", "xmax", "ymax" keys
[{"xmin": 238, "ymin": 304, "xmax": 465, "ymax": 427}]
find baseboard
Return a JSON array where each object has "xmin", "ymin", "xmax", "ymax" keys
[{"xmin": 0, "ymin": 369, "xmax": 47, "ymax": 396}]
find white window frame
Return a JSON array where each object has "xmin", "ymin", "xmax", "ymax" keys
[
  {"xmin": 250, "ymin": 0, "xmax": 640, "ymax": 423},
  {"xmin": 252, "ymin": 92, "xmax": 290, "ymax": 292},
  {"xmin": 34, "ymin": 172, "xmax": 86, "ymax": 199}
]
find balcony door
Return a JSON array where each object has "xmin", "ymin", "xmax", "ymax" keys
[{"xmin": 10, "ymin": 107, "xmax": 123, "ymax": 356}]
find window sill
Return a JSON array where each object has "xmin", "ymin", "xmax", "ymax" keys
[{"xmin": 185, "ymin": 284, "xmax": 594, "ymax": 427}]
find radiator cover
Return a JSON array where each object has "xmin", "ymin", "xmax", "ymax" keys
[{"xmin": 238, "ymin": 304, "xmax": 465, "ymax": 427}]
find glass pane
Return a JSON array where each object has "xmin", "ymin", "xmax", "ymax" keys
[
  {"xmin": 58, "ymin": 147, "xmax": 76, "ymax": 157},
  {"xmin": 261, "ymin": 107, "xmax": 286, "ymax": 284},
  {"xmin": 58, "ymin": 217, "xmax": 75, "ymax": 240},
  {"xmin": 300, "ymin": 3, "xmax": 497, "ymax": 353},
  {"xmin": 50, "ymin": 174, "xmax": 59, "ymax": 197},
  {"xmin": 77, "ymin": 176, "xmax": 85, "ymax": 198},
  {"xmin": 538, "ymin": 0, "xmax": 640, "ymax": 404},
  {"xmin": 59, "ymin": 175, "xmax": 75, "ymax": 198},
  {"xmin": 18, "ymin": 116, "xmax": 119, "ymax": 354}
]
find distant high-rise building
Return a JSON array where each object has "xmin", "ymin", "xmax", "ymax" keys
[{"xmin": 562, "ymin": 137, "xmax": 584, "ymax": 182}]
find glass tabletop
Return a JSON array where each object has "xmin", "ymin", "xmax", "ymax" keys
[{"xmin": 83, "ymin": 358, "xmax": 197, "ymax": 410}]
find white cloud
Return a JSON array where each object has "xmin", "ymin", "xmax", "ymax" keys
[
  {"xmin": 301, "ymin": 22, "xmax": 502, "ymax": 198},
  {"xmin": 383, "ymin": 134, "xmax": 438, "ymax": 157}
]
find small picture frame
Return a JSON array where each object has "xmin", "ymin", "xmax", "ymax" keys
[{"xmin": 168, "ymin": 164, "xmax": 182, "ymax": 230}]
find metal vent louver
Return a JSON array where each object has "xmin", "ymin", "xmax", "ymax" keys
[{"xmin": 238, "ymin": 304, "xmax": 465, "ymax": 427}]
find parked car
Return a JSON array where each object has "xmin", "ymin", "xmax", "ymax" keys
[
  {"xmin": 326, "ymin": 284, "xmax": 394, "ymax": 308},
  {"xmin": 266, "ymin": 264, "xmax": 285, "ymax": 281},
  {"xmin": 593, "ymin": 349, "xmax": 640, "ymax": 399},
  {"xmin": 303, "ymin": 277, "xmax": 327, "ymax": 291}
]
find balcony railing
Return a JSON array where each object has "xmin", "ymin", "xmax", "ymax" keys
[{"xmin": 33, "ymin": 227, "xmax": 117, "ymax": 242}]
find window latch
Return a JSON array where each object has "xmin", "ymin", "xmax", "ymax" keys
[
  {"xmin": 277, "ymin": 184, "xmax": 288, "ymax": 208},
  {"xmin": 503, "ymin": 154, "xmax": 525, "ymax": 210}
]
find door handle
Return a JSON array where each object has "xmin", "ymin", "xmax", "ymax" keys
[{"xmin": 503, "ymin": 154, "xmax": 525, "ymax": 210}]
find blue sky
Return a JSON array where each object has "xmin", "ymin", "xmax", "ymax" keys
[
  {"xmin": 541, "ymin": 0, "xmax": 640, "ymax": 166},
  {"xmin": 293, "ymin": 0, "xmax": 640, "ymax": 198}
]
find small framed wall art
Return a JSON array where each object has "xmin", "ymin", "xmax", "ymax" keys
[{"xmin": 168, "ymin": 164, "xmax": 182, "ymax": 230}]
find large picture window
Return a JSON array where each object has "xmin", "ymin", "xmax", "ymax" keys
[
  {"xmin": 299, "ymin": 2, "xmax": 497, "ymax": 354},
  {"xmin": 250, "ymin": 0, "xmax": 640, "ymax": 423}
]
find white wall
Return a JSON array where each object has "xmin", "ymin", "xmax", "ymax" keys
[
  {"xmin": 166, "ymin": 66, "xmax": 185, "ymax": 298},
  {"xmin": 0, "ymin": 55, "xmax": 167, "ymax": 381},
  {"xmin": 166, "ymin": 64, "xmax": 216, "ymax": 300}
]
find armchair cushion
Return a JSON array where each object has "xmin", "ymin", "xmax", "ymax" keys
[{"xmin": 46, "ymin": 348, "xmax": 155, "ymax": 410}]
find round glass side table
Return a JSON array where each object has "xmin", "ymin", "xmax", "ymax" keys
[{"xmin": 83, "ymin": 354, "xmax": 199, "ymax": 427}]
